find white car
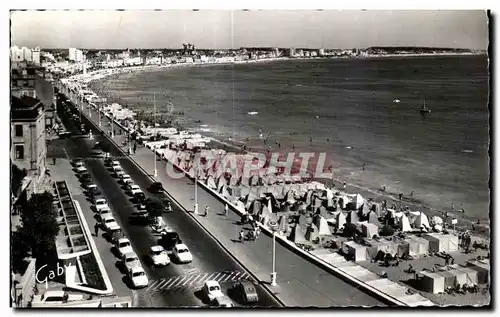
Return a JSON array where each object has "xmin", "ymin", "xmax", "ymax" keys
[
  {"xmin": 111, "ymin": 161, "xmax": 121, "ymax": 170},
  {"xmin": 203, "ymin": 280, "xmax": 224, "ymax": 302},
  {"xmin": 31, "ymin": 290, "xmax": 85, "ymax": 307},
  {"xmin": 172, "ymin": 243, "xmax": 193, "ymax": 263},
  {"xmin": 101, "ymin": 214, "xmax": 120, "ymax": 231},
  {"xmin": 98, "ymin": 206, "xmax": 112, "ymax": 217},
  {"xmin": 93, "ymin": 198, "xmax": 109, "ymax": 212},
  {"xmin": 128, "ymin": 266, "xmax": 148, "ymax": 289},
  {"xmin": 121, "ymin": 252, "xmax": 141, "ymax": 271},
  {"xmin": 115, "ymin": 238, "xmax": 133, "ymax": 257},
  {"xmin": 149, "ymin": 245, "xmax": 170, "ymax": 266},
  {"xmin": 120, "ymin": 174, "xmax": 132, "ymax": 184},
  {"xmin": 123, "ymin": 178, "xmax": 134, "ymax": 187},
  {"xmin": 115, "ymin": 169, "xmax": 125, "ymax": 178},
  {"xmin": 74, "ymin": 162, "xmax": 87, "ymax": 173},
  {"xmin": 214, "ymin": 296, "xmax": 235, "ymax": 308},
  {"xmin": 128, "ymin": 185, "xmax": 142, "ymax": 196}
]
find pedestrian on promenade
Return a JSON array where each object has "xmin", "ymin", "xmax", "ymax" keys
[
  {"xmin": 410, "ymin": 191, "xmax": 414, "ymax": 197},
  {"xmin": 224, "ymin": 204, "xmax": 228, "ymax": 216},
  {"xmin": 53, "ymin": 157, "xmax": 56, "ymax": 165},
  {"xmin": 204, "ymin": 206, "xmax": 209, "ymax": 217},
  {"xmin": 239, "ymin": 230, "xmax": 245, "ymax": 243},
  {"xmin": 343, "ymin": 182, "xmax": 347, "ymax": 190},
  {"xmin": 94, "ymin": 223, "xmax": 99, "ymax": 237}
]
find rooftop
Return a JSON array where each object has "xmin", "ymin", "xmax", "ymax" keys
[{"xmin": 11, "ymin": 96, "xmax": 44, "ymax": 121}]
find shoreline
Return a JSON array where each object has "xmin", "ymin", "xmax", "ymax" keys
[{"xmin": 66, "ymin": 58, "xmax": 490, "ymax": 240}]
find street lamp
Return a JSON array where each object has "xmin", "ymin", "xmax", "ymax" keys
[
  {"xmin": 194, "ymin": 164, "xmax": 198, "ymax": 214},
  {"xmin": 268, "ymin": 220, "xmax": 279, "ymax": 286},
  {"xmin": 111, "ymin": 111, "xmax": 115, "ymax": 138},
  {"xmin": 98, "ymin": 104, "xmax": 101, "ymax": 127},
  {"xmin": 153, "ymin": 92, "xmax": 158, "ymax": 178}
]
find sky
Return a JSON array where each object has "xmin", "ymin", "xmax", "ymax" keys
[{"xmin": 10, "ymin": 10, "xmax": 489, "ymax": 50}]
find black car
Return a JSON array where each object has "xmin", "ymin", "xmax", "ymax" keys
[
  {"xmin": 159, "ymin": 232, "xmax": 181, "ymax": 250},
  {"xmin": 145, "ymin": 198, "xmax": 166, "ymax": 213},
  {"xmin": 87, "ymin": 185, "xmax": 101, "ymax": 197},
  {"xmin": 134, "ymin": 192, "xmax": 146, "ymax": 203},
  {"xmin": 231, "ymin": 281, "xmax": 259, "ymax": 304},
  {"xmin": 81, "ymin": 178, "xmax": 93, "ymax": 189},
  {"xmin": 148, "ymin": 182, "xmax": 164, "ymax": 194}
]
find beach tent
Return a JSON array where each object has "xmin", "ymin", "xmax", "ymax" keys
[
  {"xmin": 278, "ymin": 214, "xmax": 288, "ymax": 233},
  {"xmin": 206, "ymin": 175, "xmax": 217, "ymax": 189},
  {"xmin": 315, "ymin": 216, "xmax": 332, "ymax": 236},
  {"xmin": 292, "ymin": 224, "xmax": 308, "ymax": 244},
  {"xmin": 414, "ymin": 212, "xmax": 430, "ymax": 230},
  {"xmin": 361, "ymin": 203, "xmax": 371, "ymax": 216},
  {"xmin": 450, "ymin": 265, "xmax": 479, "ymax": 286},
  {"xmin": 467, "ymin": 259, "xmax": 490, "ymax": 284},
  {"xmin": 418, "ymin": 271, "xmax": 446, "ymax": 294},
  {"xmin": 347, "ymin": 210, "xmax": 359, "ymax": 224},
  {"xmin": 249, "ymin": 175, "xmax": 263, "ymax": 186},
  {"xmin": 367, "ymin": 211, "xmax": 380, "ymax": 226},
  {"xmin": 305, "ymin": 190, "xmax": 314, "ymax": 205},
  {"xmin": 404, "ymin": 236, "xmax": 430, "ymax": 256},
  {"xmin": 342, "ymin": 241, "xmax": 368, "ymax": 262},
  {"xmin": 354, "ymin": 194, "xmax": 365, "ymax": 209},
  {"xmin": 423, "ymin": 233, "xmax": 459, "ymax": 253},
  {"xmin": 284, "ymin": 190, "xmax": 296, "ymax": 204},
  {"xmin": 313, "ymin": 196, "xmax": 323, "ymax": 209},
  {"xmin": 370, "ymin": 203, "xmax": 382, "ymax": 217},
  {"xmin": 244, "ymin": 192, "xmax": 258, "ymax": 204},
  {"xmin": 228, "ymin": 175, "xmax": 241, "ymax": 186},
  {"xmin": 336, "ymin": 212, "xmax": 347, "ymax": 230},
  {"xmin": 448, "ymin": 267, "xmax": 468, "ymax": 287},
  {"xmin": 279, "ymin": 202, "xmax": 292, "ymax": 213},
  {"xmin": 296, "ymin": 202, "xmax": 309, "ymax": 213},
  {"xmin": 216, "ymin": 175, "xmax": 228, "ymax": 190},
  {"xmin": 399, "ymin": 214, "xmax": 412, "ymax": 232},
  {"xmin": 361, "ymin": 223, "xmax": 379, "ymax": 239},
  {"xmin": 337, "ymin": 195, "xmax": 350, "ymax": 210},
  {"xmin": 248, "ymin": 200, "xmax": 262, "ymax": 216},
  {"xmin": 436, "ymin": 270, "xmax": 457, "ymax": 288},
  {"xmin": 219, "ymin": 185, "xmax": 233, "ymax": 200},
  {"xmin": 431, "ymin": 216, "xmax": 443, "ymax": 225}
]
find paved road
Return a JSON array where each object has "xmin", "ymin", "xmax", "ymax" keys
[
  {"xmin": 58, "ymin": 93, "xmax": 282, "ymax": 308},
  {"xmin": 64, "ymin": 90, "xmax": 389, "ymax": 307}
]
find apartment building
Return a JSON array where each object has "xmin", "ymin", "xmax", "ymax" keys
[
  {"xmin": 69, "ymin": 48, "xmax": 84, "ymax": 63},
  {"xmin": 11, "ymin": 67, "xmax": 56, "ymax": 127},
  {"xmin": 11, "ymin": 96, "xmax": 47, "ymax": 190}
]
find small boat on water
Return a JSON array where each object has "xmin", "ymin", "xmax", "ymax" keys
[
  {"xmin": 419, "ymin": 94, "xmax": 431, "ymax": 114},
  {"xmin": 248, "ymin": 111, "xmax": 259, "ymax": 115}
]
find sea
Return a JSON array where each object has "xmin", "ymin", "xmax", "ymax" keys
[{"xmin": 91, "ymin": 55, "xmax": 490, "ymax": 221}]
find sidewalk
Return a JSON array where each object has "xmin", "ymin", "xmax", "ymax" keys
[
  {"xmin": 48, "ymin": 155, "xmax": 132, "ymax": 300},
  {"xmin": 79, "ymin": 103, "xmax": 386, "ymax": 307}
]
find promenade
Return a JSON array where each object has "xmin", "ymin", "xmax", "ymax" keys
[{"xmin": 74, "ymin": 94, "xmax": 387, "ymax": 307}]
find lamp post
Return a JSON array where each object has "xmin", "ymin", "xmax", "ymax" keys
[
  {"xmin": 194, "ymin": 164, "xmax": 198, "ymax": 214},
  {"xmin": 98, "ymin": 104, "xmax": 101, "ymax": 127},
  {"xmin": 79, "ymin": 94, "xmax": 83, "ymax": 122},
  {"xmin": 111, "ymin": 111, "xmax": 115, "ymax": 138},
  {"xmin": 153, "ymin": 92, "xmax": 158, "ymax": 178},
  {"xmin": 268, "ymin": 220, "xmax": 279, "ymax": 286}
]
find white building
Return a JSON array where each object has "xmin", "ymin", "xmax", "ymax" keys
[
  {"xmin": 10, "ymin": 46, "xmax": 23, "ymax": 62},
  {"xmin": 31, "ymin": 47, "xmax": 41, "ymax": 65},
  {"xmin": 69, "ymin": 48, "xmax": 84, "ymax": 63}
]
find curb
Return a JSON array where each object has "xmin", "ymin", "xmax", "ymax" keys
[{"xmin": 69, "ymin": 97, "xmax": 286, "ymax": 307}]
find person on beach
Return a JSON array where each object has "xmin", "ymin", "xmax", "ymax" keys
[
  {"xmin": 362, "ymin": 163, "xmax": 366, "ymax": 171},
  {"xmin": 410, "ymin": 191, "xmax": 414, "ymax": 197},
  {"xmin": 343, "ymin": 182, "xmax": 347, "ymax": 190},
  {"xmin": 451, "ymin": 202, "xmax": 455, "ymax": 211},
  {"xmin": 382, "ymin": 185, "xmax": 386, "ymax": 192},
  {"xmin": 398, "ymin": 193, "xmax": 403, "ymax": 200}
]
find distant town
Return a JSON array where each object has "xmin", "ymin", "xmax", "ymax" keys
[{"xmin": 10, "ymin": 44, "xmax": 485, "ymax": 77}]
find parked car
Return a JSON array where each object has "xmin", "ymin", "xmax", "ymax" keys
[
  {"xmin": 203, "ymin": 280, "xmax": 224, "ymax": 302},
  {"xmin": 111, "ymin": 161, "xmax": 121, "ymax": 170},
  {"xmin": 74, "ymin": 161, "xmax": 87, "ymax": 173},
  {"xmin": 172, "ymin": 243, "xmax": 192, "ymax": 263},
  {"xmin": 121, "ymin": 252, "xmax": 141, "ymax": 272},
  {"xmin": 148, "ymin": 245, "xmax": 170, "ymax": 266},
  {"xmin": 104, "ymin": 157, "xmax": 114, "ymax": 166},
  {"xmin": 120, "ymin": 174, "xmax": 132, "ymax": 184},
  {"xmin": 213, "ymin": 296, "xmax": 235, "ymax": 308},
  {"xmin": 159, "ymin": 232, "xmax": 181, "ymax": 250},
  {"xmin": 87, "ymin": 185, "xmax": 101, "ymax": 198},
  {"xmin": 81, "ymin": 179, "xmax": 94, "ymax": 189},
  {"xmin": 129, "ymin": 210, "xmax": 150, "ymax": 223},
  {"xmin": 148, "ymin": 182, "xmax": 164, "ymax": 194},
  {"xmin": 231, "ymin": 281, "xmax": 259, "ymax": 304},
  {"xmin": 115, "ymin": 169, "xmax": 125, "ymax": 179},
  {"xmin": 96, "ymin": 207, "xmax": 112, "ymax": 218},
  {"xmin": 115, "ymin": 238, "xmax": 133, "ymax": 257},
  {"xmin": 128, "ymin": 266, "xmax": 148, "ymax": 289},
  {"xmin": 137, "ymin": 201, "xmax": 147, "ymax": 211},
  {"xmin": 128, "ymin": 185, "xmax": 142, "ymax": 196},
  {"xmin": 71, "ymin": 158, "xmax": 83, "ymax": 166},
  {"xmin": 93, "ymin": 198, "xmax": 109, "ymax": 212},
  {"xmin": 101, "ymin": 214, "xmax": 120, "ymax": 232},
  {"xmin": 134, "ymin": 192, "xmax": 146, "ymax": 203},
  {"xmin": 31, "ymin": 290, "xmax": 85, "ymax": 307}
]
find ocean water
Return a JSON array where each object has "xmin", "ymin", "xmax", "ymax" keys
[{"xmin": 93, "ymin": 55, "xmax": 490, "ymax": 221}]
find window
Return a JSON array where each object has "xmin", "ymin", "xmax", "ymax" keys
[
  {"xmin": 15, "ymin": 125, "xmax": 23, "ymax": 137},
  {"xmin": 15, "ymin": 145, "xmax": 24, "ymax": 160}
]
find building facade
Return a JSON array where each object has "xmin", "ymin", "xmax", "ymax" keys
[
  {"xmin": 31, "ymin": 47, "xmax": 41, "ymax": 65},
  {"xmin": 11, "ymin": 68, "xmax": 56, "ymax": 128},
  {"xmin": 11, "ymin": 96, "xmax": 47, "ymax": 189},
  {"xmin": 69, "ymin": 48, "xmax": 84, "ymax": 63}
]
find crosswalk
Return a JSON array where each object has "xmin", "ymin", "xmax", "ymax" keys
[{"xmin": 145, "ymin": 270, "xmax": 252, "ymax": 293}]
